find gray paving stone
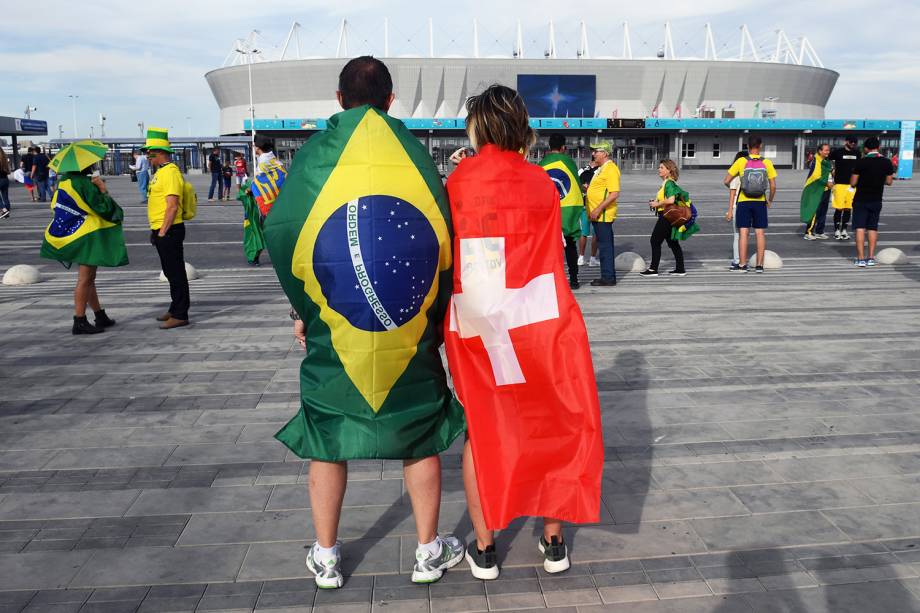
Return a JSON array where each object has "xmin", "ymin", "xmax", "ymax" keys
[
  {"xmin": 0, "ymin": 551, "xmax": 93, "ymax": 590},
  {"xmin": 124, "ymin": 485, "xmax": 271, "ymax": 516},
  {"xmin": 69, "ymin": 545, "xmax": 249, "ymax": 587},
  {"xmin": 690, "ymin": 512, "xmax": 849, "ymax": 550},
  {"xmin": 604, "ymin": 489, "xmax": 749, "ymax": 524},
  {"xmin": 0, "ymin": 491, "xmax": 141, "ymax": 520},
  {"xmin": 177, "ymin": 510, "xmax": 310, "ymax": 546},
  {"xmin": 164, "ymin": 443, "xmax": 286, "ymax": 466},
  {"xmin": 823, "ymin": 503, "xmax": 920, "ymax": 541},
  {"xmin": 650, "ymin": 461, "xmax": 785, "ymax": 490},
  {"xmin": 43, "ymin": 448, "xmax": 175, "ymax": 472},
  {"xmin": 729, "ymin": 481, "xmax": 874, "ymax": 513}
]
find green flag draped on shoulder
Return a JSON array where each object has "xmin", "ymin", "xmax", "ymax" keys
[
  {"xmin": 237, "ymin": 180, "xmax": 265, "ymax": 263},
  {"xmin": 800, "ymin": 156, "xmax": 831, "ymax": 223},
  {"xmin": 264, "ymin": 105, "xmax": 465, "ymax": 461},
  {"xmin": 40, "ymin": 173, "xmax": 128, "ymax": 269},
  {"xmin": 539, "ymin": 152, "xmax": 583, "ymax": 239}
]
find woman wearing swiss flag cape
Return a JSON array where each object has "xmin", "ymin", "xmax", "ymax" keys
[{"xmin": 444, "ymin": 85, "xmax": 604, "ymax": 580}]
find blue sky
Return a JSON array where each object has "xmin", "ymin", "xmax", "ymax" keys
[{"xmin": 2, "ymin": 0, "xmax": 916, "ymax": 138}]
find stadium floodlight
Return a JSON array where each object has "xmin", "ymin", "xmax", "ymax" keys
[{"xmin": 24, "ymin": 106, "xmax": 38, "ymax": 119}]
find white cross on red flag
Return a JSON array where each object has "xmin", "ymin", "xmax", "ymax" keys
[{"xmin": 444, "ymin": 145, "xmax": 604, "ymax": 530}]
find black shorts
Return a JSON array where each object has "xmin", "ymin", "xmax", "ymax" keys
[{"xmin": 852, "ymin": 201, "xmax": 882, "ymax": 231}]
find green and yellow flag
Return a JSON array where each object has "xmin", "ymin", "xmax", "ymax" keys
[
  {"xmin": 237, "ymin": 180, "xmax": 265, "ymax": 263},
  {"xmin": 264, "ymin": 105, "xmax": 464, "ymax": 461},
  {"xmin": 539, "ymin": 152, "xmax": 583, "ymax": 239},
  {"xmin": 40, "ymin": 173, "xmax": 128, "ymax": 269},
  {"xmin": 800, "ymin": 155, "xmax": 831, "ymax": 224}
]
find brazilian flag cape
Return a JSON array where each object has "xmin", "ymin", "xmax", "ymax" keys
[
  {"xmin": 539, "ymin": 152, "xmax": 583, "ymax": 239},
  {"xmin": 800, "ymin": 155, "xmax": 831, "ymax": 223},
  {"xmin": 40, "ymin": 173, "xmax": 128, "ymax": 268},
  {"xmin": 264, "ymin": 105, "xmax": 465, "ymax": 461},
  {"xmin": 237, "ymin": 180, "xmax": 265, "ymax": 262}
]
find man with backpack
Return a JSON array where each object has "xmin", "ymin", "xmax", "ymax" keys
[
  {"xmin": 143, "ymin": 127, "xmax": 192, "ymax": 329},
  {"xmin": 723, "ymin": 136, "xmax": 777, "ymax": 272}
]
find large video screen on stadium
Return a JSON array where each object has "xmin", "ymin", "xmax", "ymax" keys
[{"xmin": 517, "ymin": 75, "xmax": 596, "ymax": 118}]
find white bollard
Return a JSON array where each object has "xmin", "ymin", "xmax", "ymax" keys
[
  {"xmin": 875, "ymin": 248, "xmax": 908, "ymax": 265},
  {"xmin": 615, "ymin": 251, "xmax": 647, "ymax": 273},
  {"xmin": 2, "ymin": 265, "xmax": 42, "ymax": 286},
  {"xmin": 748, "ymin": 250, "xmax": 783, "ymax": 270},
  {"xmin": 159, "ymin": 262, "xmax": 200, "ymax": 281}
]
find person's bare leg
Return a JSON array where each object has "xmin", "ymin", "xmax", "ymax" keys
[
  {"xmin": 463, "ymin": 440, "xmax": 494, "ymax": 549},
  {"xmin": 578, "ymin": 236, "xmax": 587, "ymax": 257},
  {"xmin": 403, "ymin": 455, "xmax": 441, "ymax": 545},
  {"xmin": 543, "ymin": 518, "xmax": 563, "ymax": 541},
  {"xmin": 74, "ymin": 265, "xmax": 96, "ymax": 317},
  {"xmin": 855, "ymin": 229, "xmax": 866, "ymax": 260},
  {"xmin": 85, "ymin": 266, "xmax": 101, "ymax": 312},
  {"xmin": 309, "ymin": 460, "xmax": 347, "ymax": 548},
  {"xmin": 755, "ymin": 229, "xmax": 766, "ymax": 267},
  {"xmin": 738, "ymin": 228, "xmax": 750, "ymax": 266},
  {"xmin": 867, "ymin": 230, "xmax": 878, "ymax": 259}
]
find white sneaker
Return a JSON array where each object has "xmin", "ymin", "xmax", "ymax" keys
[
  {"xmin": 411, "ymin": 535, "xmax": 464, "ymax": 584},
  {"xmin": 841, "ymin": 230, "xmax": 850, "ymax": 240},
  {"xmin": 834, "ymin": 230, "xmax": 842, "ymax": 240},
  {"xmin": 306, "ymin": 542, "xmax": 344, "ymax": 589},
  {"xmin": 589, "ymin": 257, "xmax": 600, "ymax": 267},
  {"xmin": 803, "ymin": 234, "xmax": 816, "ymax": 241},
  {"xmin": 814, "ymin": 233, "xmax": 829, "ymax": 240},
  {"xmin": 577, "ymin": 255, "xmax": 585, "ymax": 266}
]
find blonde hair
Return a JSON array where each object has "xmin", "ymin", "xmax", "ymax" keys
[
  {"xmin": 465, "ymin": 85, "xmax": 536, "ymax": 153},
  {"xmin": 659, "ymin": 159, "xmax": 679, "ymax": 181}
]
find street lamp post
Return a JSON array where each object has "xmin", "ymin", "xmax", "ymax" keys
[
  {"xmin": 138, "ymin": 122, "xmax": 145, "ymax": 138},
  {"xmin": 236, "ymin": 46, "xmax": 259, "ymax": 176},
  {"xmin": 68, "ymin": 95, "xmax": 79, "ymax": 138}
]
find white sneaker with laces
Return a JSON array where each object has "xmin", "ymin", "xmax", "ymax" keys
[
  {"xmin": 588, "ymin": 257, "xmax": 600, "ymax": 267},
  {"xmin": 577, "ymin": 255, "xmax": 585, "ymax": 266},
  {"xmin": 411, "ymin": 535, "xmax": 464, "ymax": 584},
  {"xmin": 841, "ymin": 230, "xmax": 850, "ymax": 240},
  {"xmin": 306, "ymin": 542, "xmax": 343, "ymax": 589},
  {"xmin": 834, "ymin": 230, "xmax": 842, "ymax": 240}
]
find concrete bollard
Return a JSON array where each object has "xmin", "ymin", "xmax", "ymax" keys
[
  {"xmin": 159, "ymin": 262, "xmax": 200, "ymax": 281},
  {"xmin": 2, "ymin": 265, "xmax": 42, "ymax": 286},
  {"xmin": 876, "ymin": 248, "xmax": 908, "ymax": 265},
  {"xmin": 615, "ymin": 251, "xmax": 647, "ymax": 273},
  {"xmin": 748, "ymin": 250, "xmax": 783, "ymax": 270}
]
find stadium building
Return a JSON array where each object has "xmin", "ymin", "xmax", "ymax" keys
[{"xmin": 205, "ymin": 21, "xmax": 916, "ymax": 176}]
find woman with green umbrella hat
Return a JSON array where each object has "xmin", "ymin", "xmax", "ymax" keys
[{"xmin": 40, "ymin": 141, "xmax": 128, "ymax": 335}]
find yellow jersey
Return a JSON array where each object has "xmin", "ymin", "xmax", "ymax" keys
[
  {"xmin": 147, "ymin": 163, "xmax": 184, "ymax": 230},
  {"xmin": 586, "ymin": 160, "xmax": 621, "ymax": 222}
]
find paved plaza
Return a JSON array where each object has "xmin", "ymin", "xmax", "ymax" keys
[{"xmin": 1, "ymin": 170, "xmax": 920, "ymax": 612}]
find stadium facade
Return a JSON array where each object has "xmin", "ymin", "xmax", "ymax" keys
[{"xmin": 205, "ymin": 22, "xmax": 916, "ymax": 175}]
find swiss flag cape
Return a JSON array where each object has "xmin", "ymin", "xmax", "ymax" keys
[{"xmin": 444, "ymin": 145, "xmax": 604, "ymax": 530}]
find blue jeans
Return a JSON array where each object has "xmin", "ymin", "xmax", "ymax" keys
[
  {"xmin": 208, "ymin": 173, "xmax": 223, "ymax": 199},
  {"xmin": 137, "ymin": 171, "xmax": 149, "ymax": 202},
  {"xmin": 593, "ymin": 221, "xmax": 616, "ymax": 281},
  {"xmin": 35, "ymin": 177, "xmax": 52, "ymax": 201}
]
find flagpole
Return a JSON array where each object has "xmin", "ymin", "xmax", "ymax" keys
[{"xmin": 236, "ymin": 46, "xmax": 259, "ymax": 178}]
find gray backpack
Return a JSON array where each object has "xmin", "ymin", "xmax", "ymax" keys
[{"xmin": 740, "ymin": 157, "xmax": 769, "ymax": 198}]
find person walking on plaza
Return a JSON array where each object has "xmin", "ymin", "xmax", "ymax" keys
[
  {"xmin": 801, "ymin": 143, "xmax": 833, "ymax": 240},
  {"xmin": 640, "ymin": 159, "xmax": 694, "ymax": 277},
  {"xmin": 445, "ymin": 84, "xmax": 603, "ymax": 581},
  {"xmin": 0, "ymin": 150, "xmax": 10, "ymax": 219},
  {"xmin": 144, "ymin": 128, "xmax": 191, "ymax": 329},
  {"xmin": 221, "ymin": 161, "xmax": 233, "ymax": 201},
  {"xmin": 207, "ymin": 147, "xmax": 223, "ymax": 201},
  {"xmin": 263, "ymin": 56, "xmax": 465, "ymax": 589},
  {"xmin": 40, "ymin": 143, "xmax": 128, "ymax": 334},
  {"xmin": 128, "ymin": 150, "xmax": 150, "ymax": 204},
  {"xmin": 724, "ymin": 136, "xmax": 777, "ymax": 273},
  {"xmin": 724, "ymin": 150, "xmax": 747, "ymax": 270},
  {"xmin": 585, "ymin": 141, "xmax": 620, "ymax": 286},
  {"xmin": 578, "ymin": 161, "xmax": 599, "ymax": 267},
  {"xmin": 31, "ymin": 147, "xmax": 52, "ymax": 202},
  {"xmin": 233, "ymin": 151, "xmax": 248, "ymax": 187},
  {"xmin": 21, "ymin": 147, "xmax": 37, "ymax": 202},
  {"xmin": 829, "ymin": 135, "xmax": 861, "ymax": 240},
  {"xmin": 540, "ymin": 133, "xmax": 584, "ymax": 289},
  {"xmin": 850, "ymin": 136, "xmax": 895, "ymax": 267}
]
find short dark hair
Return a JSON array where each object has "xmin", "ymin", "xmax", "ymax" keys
[
  {"xmin": 254, "ymin": 136, "xmax": 274, "ymax": 152},
  {"xmin": 845, "ymin": 135, "xmax": 858, "ymax": 144},
  {"xmin": 548, "ymin": 134, "xmax": 566, "ymax": 150},
  {"xmin": 864, "ymin": 136, "xmax": 880, "ymax": 150},
  {"xmin": 748, "ymin": 136, "xmax": 763, "ymax": 149},
  {"xmin": 338, "ymin": 56, "xmax": 393, "ymax": 110},
  {"xmin": 818, "ymin": 143, "xmax": 830, "ymax": 152}
]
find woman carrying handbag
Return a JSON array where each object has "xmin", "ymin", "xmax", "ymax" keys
[{"xmin": 639, "ymin": 159, "xmax": 696, "ymax": 278}]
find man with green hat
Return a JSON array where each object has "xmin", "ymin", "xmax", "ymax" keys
[
  {"xmin": 585, "ymin": 141, "xmax": 620, "ymax": 286},
  {"xmin": 143, "ymin": 127, "xmax": 190, "ymax": 329}
]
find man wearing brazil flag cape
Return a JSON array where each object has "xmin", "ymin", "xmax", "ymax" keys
[
  {"xmin": 540, "ymin": 134, "xmax": 584, "ymax": 289},
  {"xmin": 264, "ymin": 57, "xmax": 465, "ymax": 589}
]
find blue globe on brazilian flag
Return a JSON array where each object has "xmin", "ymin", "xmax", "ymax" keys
[{"xmin": 264, "ymin": 105, "xmax": 464, "ymax": 461}]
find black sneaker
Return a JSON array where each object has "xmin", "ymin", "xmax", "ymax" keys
[
  {"xmin": 638, "ymin": 269, "xmax": 658, "ymax": 278},
  {"xmin": 538, "ymin": 536, "xmax": 570, "ymax": 574},
  {"xmin": 755, "ymin": 266, "xmax": 764, "ymax": 274},
  {"xmin": 729, "ymin": 263, "xmax": 742, "ymax": 271},
  {"xmin": 72, "ymin": 316, "xmax": 104, "ymax": 335},
  {"xmin": 569, "ymin": 280, "xmax": 580, "ymax": 290},
  {"xmin": 589, "ymin": 278, "xmax": 616, "ymax": 287},
  {"xmin": 669, "ymin": 270, "xmax": 686, "ymax": 277},
  {"xmin": 465, "ymin": 542, "xmax": 499, "ymax": 580},
  {"xmin": 93, "ymin": 309, "xmax": 116, "ymax": 328},
  {"xmin": 740, "ymin": 265, "xmax": 750, "ymax": 273}
]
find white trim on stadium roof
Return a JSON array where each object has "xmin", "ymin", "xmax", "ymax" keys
[{"xmin": 222, "ymin": 20, "xmax": 824, "ymax": 69}]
